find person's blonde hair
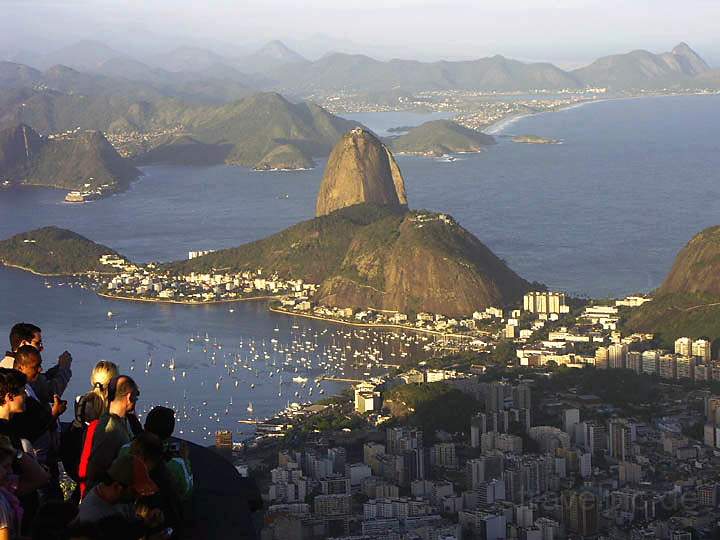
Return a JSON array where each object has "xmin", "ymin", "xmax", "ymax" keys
[{"xmin": 90, "ymin": 360, "xmax": 119, "ymax": 405}]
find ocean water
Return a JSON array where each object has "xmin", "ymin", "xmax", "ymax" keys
[{"xmin": 1, "ymin": 94, "xmax": 719, "ymax": 442}]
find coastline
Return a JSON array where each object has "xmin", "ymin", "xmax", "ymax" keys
[
  {"xmin": 483, "ymin": 98, "xmax": 608, "ymax": 135},
  {"xmin": 97, "ymin": 291, "xmax": 283, "ymax": 305},
  {"xmin": 0, "ymin": 262, "xmax": 118, "ymax": 278},
  {"xmin": 3, "ymin": 264, "xmax": 482, "ymax": 339},
  {"xmin": 269, "ymin": 306, "xmax": 478, "ymax": 339}
]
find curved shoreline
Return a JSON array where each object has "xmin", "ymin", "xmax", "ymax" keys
[
  {"xmin": 484, "ymin": 98, "xmax": 608, "ymax": 135},
  {"xmin": 0, "ymin": 262, "xmax": 117, "ymax": 278},
  {"xmin": 97, "ymin": 291, "xmax": 282, "ymax": 305},
  {"xmin": 268, "ymin": 306, "xmax": 478, "ymax": 339}
]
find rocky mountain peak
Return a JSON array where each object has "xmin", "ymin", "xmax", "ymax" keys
[{"xmin": 316, "ymin": 128, "xmax": 407, "ymax": 217}]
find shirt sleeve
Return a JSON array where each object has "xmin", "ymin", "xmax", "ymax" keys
[{"xmin": 32, "ymin": 366, "xmax": 72, "ymax": 401}]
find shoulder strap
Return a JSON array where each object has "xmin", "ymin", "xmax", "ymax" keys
[{"xmin": 78, "ymin": 418, "xmax": 100, "ymax": 500}]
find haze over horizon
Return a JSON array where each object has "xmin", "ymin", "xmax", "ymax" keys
[{"xmin": 1, "ymin": 0, "xmax": 718, "ymax": 68}]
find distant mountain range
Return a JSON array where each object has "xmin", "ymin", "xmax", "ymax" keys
[
  {"xmin": 2, "ymin": 41, "xmax": 717, "ymax": 103},
  {"xmin": 0, "ymin": 40, "xmax": 716, "ymax": 181}
]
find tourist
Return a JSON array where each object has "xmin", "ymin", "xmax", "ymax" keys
[
  {"xmin": 0, "ymin": 436, "xmax": 22, "ymax": 540},
  {"xmin": 11, "ymin": 346, "xmax": 67, "ymax": 508},
  {"xmin": 10, "ymin": 346, "xmax": 67, "ymax": 450},
  {"xmin": 81, "ymin": 376, "xmax": 140, "ymax": 494},
  {"xmin": 0, "ymin": 370, "xmax": 51, "ymax": 530},
  {"xmin": 77, "ymin": 361, "xmax": 120, "ymax": 424},
  {"xmin": 143, "ymin": 407, "xmax": 194, "ymax": 501},
  {"xmin": 1, "ymin": 323, "xmax": 72, "ymax": 403},
  {"xmin": 75, "ymin": 453, "xmax": 159, "ymax": 533},
  {"xmin": 120, "ymin": 424, "xmax": 189, "ymax": 537},
  {"xmin": 0, "ymin": 370, "xmax": 26, "ymax": 449},
  {"xmin": 61, "ymin": 361, "xmax": 120, "ymax": 487},
  {"xmin": 121, "ymin": 433, "xmax": 164, "ymax": 473}
]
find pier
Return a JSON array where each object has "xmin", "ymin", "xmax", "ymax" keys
[{"xmin": 316, "ymin": 375, "xmax": 364, "ymax": 383}]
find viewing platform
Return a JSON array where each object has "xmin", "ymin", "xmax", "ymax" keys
[{"xmin": 173, "ymin": 439, "xmax": 263, "ymax": 539}]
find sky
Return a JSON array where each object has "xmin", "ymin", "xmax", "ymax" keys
[{"xmin": 1, "ymin": 0, "xmax": 718, "ymax": 67}]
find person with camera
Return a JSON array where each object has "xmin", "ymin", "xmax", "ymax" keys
[
  {"xmin": 10, "ymin": 346, "xmax": 67, "ymax": 510},
  {"xmin": 119, "ymin": 407, "xmax": 193, "ymax": 538},
  {"xmin": 1, "ymin": 323, "xmax": 73, "ymax": 403}
]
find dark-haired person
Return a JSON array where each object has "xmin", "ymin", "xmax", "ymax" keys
[
  {"xmin": 75, "ymin": 453, "xmax": 161, "ymax": 536},
  {"xmin": 1, "ymin": 323, "xmax": 73, "ymax": 404},
  {"xmin": 10, "ymin": 346, "xmax": 66, "ymax": 504},
  {"xmin": 0, "ymin": 369, "xmax": 27, "ymax": 449},
  {"xmin": 82, "ymin": 376, "xmax": 140, "ymax": 493},
  {"xmin": 10, "ymin": 347, "xmax": 66, "ymax": 446},
  {"xmin": 0, "ymin": 369, "xmax": 50, "ymax": 503},
  {"xmin": 143, "ymin": 407, "xmax": 193, "ymax": 502},
  {"xmin": 0, "ymin": 436, "xmax": 22, "ymax": 540},
  {"xmin": 1, "ymin": 323, "xmax": 43, "ymax": 368},
  {"xmin": 120, "ymin": 421, "xmax": 191, "ymax": 537}
]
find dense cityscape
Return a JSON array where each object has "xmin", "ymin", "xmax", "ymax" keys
[{"xmin": 61, "ymin": 248, "xmax": 720, "ymax": 539}]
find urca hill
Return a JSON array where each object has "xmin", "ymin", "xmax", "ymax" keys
[
  {"xmin": 627, "ymin": 225, "xmax": 720, "ymax": 344},
  {"xmin": 173, "ymin": 129, "xmax": 529, "ymax": 317}
]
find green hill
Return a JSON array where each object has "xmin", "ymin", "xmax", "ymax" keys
[
  {"xmin": 390, "ymin": 120, "xmax": 495, "ymax": 156},
  {"xmin": 0, "ymin": 124, "xmax": 139, "ymax": 193},
  {"xmin": 0, "ymin": 91, "xmax": 359, "ymax": 170},
  {"xmin": 625, "ymin": 226, "xmax": 720, "ymax": 345},
  {"xmin": 133, "ymin": 135, "xmax": 233, "ymax": 166},
  {"xmin": 0, "ymin": 226, "xmax": 125, "ymax": 275},
  {"xmin": 253, "ymin": 143, "xmax": 314, "ymax": 170},
  {"xmin": 167, "ymin": 203, "xmax": 529, "ymax": 318},
  {"xmin": 182, "ymin": 92, "xmax": 358, "ymax": 167}
]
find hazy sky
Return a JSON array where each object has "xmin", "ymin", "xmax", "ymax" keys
[{"xmin": 1, "ymin": 0, "xmax": 718, "ymax": 66}]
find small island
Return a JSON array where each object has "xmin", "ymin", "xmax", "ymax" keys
[
  {"xmin": 0, "ymin": 227, "xmax": 127, "ymax": 276},
  {"xmin": 386, "ymin": 126, "xmax": 414, "ymax": 133},
  {"xmin": 389, "ymin": 120, "xmax": 495, "ymax": 157},
  {"xmin": 511, "ymin": 134, "xmax": 562, "ymax": 145}
]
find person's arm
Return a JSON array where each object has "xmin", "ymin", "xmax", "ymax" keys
[
  {"xmin": 15, "ymin": 452, "xmax": 50, "ymax": 495},
  {"xmin": 34, "ymin": 351, "xmax": 73, "ymax": 400}
]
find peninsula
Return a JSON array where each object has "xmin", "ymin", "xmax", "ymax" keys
[{"xmin": 0, "ymin": 124, "xmax": 139, "ymax": 199}]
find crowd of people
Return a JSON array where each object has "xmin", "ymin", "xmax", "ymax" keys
[{"xmin": 0, "ymin": 323, "xmax": 194, "ymax": 539}]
